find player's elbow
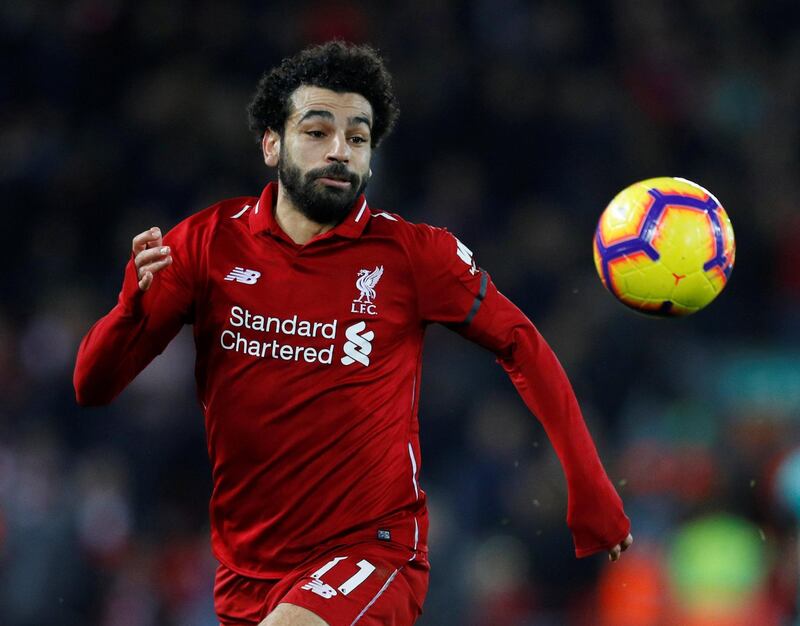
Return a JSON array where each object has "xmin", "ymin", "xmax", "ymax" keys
[
  {"xmin": 73, "ymin": 367, "xmax": 115, "ymax": 407},
  {"xmin": 74, "ymin": 389, "xmax": 111, "ymax": 407},
  {"xmin": 74, "ymin": 383, "xmax": 112, "ymax": 407}
]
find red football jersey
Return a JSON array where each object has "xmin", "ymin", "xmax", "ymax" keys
[{"xmin": 74, "ymin": 182, "xmax": 630, "ymax": 577}]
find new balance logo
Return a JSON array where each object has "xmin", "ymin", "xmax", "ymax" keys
[
  {"xmin": 224, "ymin": 267, "xmax": 261, "ymax": 284},
  {"xmin": 301, "ymin": 578, "xmax": 338, "ymax": 599},
  {"xmin": 455, "ymin": 238, "xmax": 479, "ymax": 275},
  {"xmin": 341, "ymin": 321, "xmax": 374, "ymax": 367}
]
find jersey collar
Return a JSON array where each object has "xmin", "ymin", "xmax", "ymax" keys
[{"xmin": 249, "ymin": 182, "xmax": 371, "ymax": 242}]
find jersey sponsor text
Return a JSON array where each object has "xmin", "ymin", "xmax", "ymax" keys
[{"xmin": 220, "ymin": 305, "xmax": 337, "ymax": 364}]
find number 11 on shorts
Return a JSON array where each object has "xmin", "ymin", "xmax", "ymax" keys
[{"xmin": 302, "ymin": 557, "xmax": 376, "ymax": 598}]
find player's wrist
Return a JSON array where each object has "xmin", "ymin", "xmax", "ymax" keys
[{"xmin": 118, "ymin": 256, "xmax": 148, "ymax": 318}]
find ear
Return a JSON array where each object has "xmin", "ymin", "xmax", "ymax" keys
[{"xmin": 261, "ymin": 129, "xmax": 281, "ymax": 167}]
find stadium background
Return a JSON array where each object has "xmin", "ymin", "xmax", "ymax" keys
[{"xmin": 2, "ymin": 1, "xmax": 800, "ymax": 624}]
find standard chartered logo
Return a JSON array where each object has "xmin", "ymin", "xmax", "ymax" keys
[
  {"xmin": 220, "ymin": 305, "xmax": 336, "ymax": 364},
  {"xmin": 218, "ymin": 305, "xmax": 376, "ymax": 367},
  {"xmin": 341, "ymin": 321, "xmax": 374, "ymax": 367}
]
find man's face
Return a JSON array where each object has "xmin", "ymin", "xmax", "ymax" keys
[{"xmin": 274, "ymin": 86, "xmax": 373, "ymax": 225}]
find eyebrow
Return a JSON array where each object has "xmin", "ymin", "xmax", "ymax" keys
[
  {"xmin": 350, "ymin": 115, "xmax": 372, "ymax": 129},
  {"xmin": 297, "ymin": 110, "xmax": 372, "ymax": 129}
]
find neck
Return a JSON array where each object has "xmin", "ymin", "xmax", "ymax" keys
[{"xmin": 274, "ymin": 184, "xmax": 335, "ymax": 245}]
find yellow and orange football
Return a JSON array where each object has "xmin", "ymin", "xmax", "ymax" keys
[{"xmin": 593, "ymin": 177, "xmax": 735, "ymax": 316}]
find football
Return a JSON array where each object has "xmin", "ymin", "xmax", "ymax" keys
[{"xmin": 593, "ymin": 177, "xmax": 735, "ymax": 316}]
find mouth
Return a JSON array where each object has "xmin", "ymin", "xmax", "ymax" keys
[{"xmin": 316, "ymin": 176, "xmax": 353, "ymax": 189}]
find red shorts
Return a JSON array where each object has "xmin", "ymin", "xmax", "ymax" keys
[{"xmin": 214, "ymin": 541, "xmax": 429, "ymax": 626}]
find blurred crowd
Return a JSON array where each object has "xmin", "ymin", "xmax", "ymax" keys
[{"xmin": 2, "ymin": 1, "xmax": 800, "ymax": 624}]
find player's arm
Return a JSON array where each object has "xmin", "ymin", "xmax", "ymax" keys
[
  {"xmin": 411, "ymin": 225, "xmax": 631, "ymax": 559},
  {"xmin": 457, "ymin": 282, "xmax": 632, "ymax": 558},
  {"xmin": 74, "ymin": 225, "xmax": 194, "ymax": 406}
]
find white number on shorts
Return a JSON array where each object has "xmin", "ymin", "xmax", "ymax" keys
[
  {"xmin": 338, "ymin": 560, "xmax": 376, "ymax": 595},
  {"xmin": 310, "ymin": 556, "xmax": 348, "ymax": 580},
  {"xmin": 308, "ymin": 557, "xmax": 377, "ymax": 597}
]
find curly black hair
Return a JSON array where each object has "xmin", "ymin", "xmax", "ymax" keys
[{"xmin": 247, "ymin": 41, "xmax": 399, "ymax": 148}]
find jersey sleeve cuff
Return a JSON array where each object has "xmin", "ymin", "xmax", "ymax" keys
[
  {"xmin": 117, "ymin": 256, "xmax": 146, "ymax": 318},
  {"xmin": 572, "ymin": 514, "xmax": 631, "ymax": 558}
]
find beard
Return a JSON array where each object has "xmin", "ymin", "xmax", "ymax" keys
[{"xmin": 278, "ymin": 146, "xmax": 369, "ymax": 226}]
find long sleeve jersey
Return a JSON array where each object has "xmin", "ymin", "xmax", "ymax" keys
[{"xmin": 74, "ymin": 182, "xmax": 630, "ymax": 578}]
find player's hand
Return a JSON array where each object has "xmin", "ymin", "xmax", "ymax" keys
[
  {"xmin": 608, "ymin": 533, "xmax": 633, "ymax": 562},
  {"xmin": 133, "ymin": 227, "xmax": 172, "ymax": 291}
]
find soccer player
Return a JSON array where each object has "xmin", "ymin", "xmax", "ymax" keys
[{"xmin": 74, "ymin": 41, "xmax": 632, "ymax": 626}]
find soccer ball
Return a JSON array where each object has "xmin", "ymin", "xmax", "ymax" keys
[{"xmin": 593, "ymin": 177, "xmax": 735, "ymax": 317}]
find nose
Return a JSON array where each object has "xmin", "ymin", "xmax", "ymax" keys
[{"xmin": 326, "ymin": 131, "xmax": 350, "ymax": 164}]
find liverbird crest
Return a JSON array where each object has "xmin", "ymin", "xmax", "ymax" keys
[{"xmin": 354, "ymin": 266, "xmax": 384, "ymax": 304}]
